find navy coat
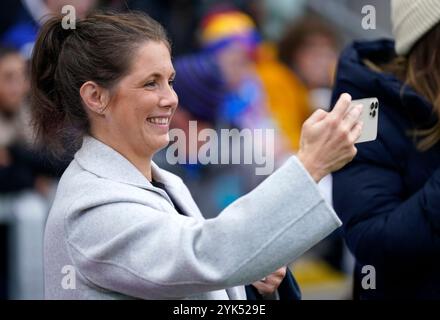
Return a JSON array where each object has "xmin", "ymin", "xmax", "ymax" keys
[{"xmin": 331, "ymin": 40, "xmax": 440, "ymax": 299}]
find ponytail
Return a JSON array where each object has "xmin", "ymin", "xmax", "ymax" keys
[{"xmin": 30, "ymin": 15, "xmax": 87, "ymax": 155}]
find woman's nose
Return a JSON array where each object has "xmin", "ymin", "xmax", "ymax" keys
[{"xmin": 159, "ymin": 84, "xmax": 178, "ymax": 108}]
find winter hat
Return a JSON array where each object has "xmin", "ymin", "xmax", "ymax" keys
[
  {"xmin": 391, "ymin": 0, "xmax": 440, "ymax": 55},
  {"xmin": 200, "ymin": 10, "xmax": 260, "ymax": 53}
]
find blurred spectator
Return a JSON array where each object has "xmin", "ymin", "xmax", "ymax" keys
[
  {"xmin": 0, "ymin": 45, "xmax": 66, "ymax": 299},
  {"xmin": 279, "ymin": 15, "xmax": 341, "ymax": 111},
  {"xmin": 1, "ymin": 0, "xmax": 97, "ymax": 59},
  {"xmin": 199, "ymin": 8, "xmax": 308, "ymax": 154},
  {"xmin": 0, "ymin": 47, "xmax": 30, "ymax": 141},
  {"xmin": 0, "ymin": 46, "xmax": 66, "ymax": 193},
  {"xmin": 0, "ymin": 45, "xmax": 32, "ymax": 190},
  {"xmin": 200, "ymin": 10, "xmax": 268, "ymax": 128},
  {"xmin": 278, "ymin": 15, "xmax": 349, "ymax": 289}
]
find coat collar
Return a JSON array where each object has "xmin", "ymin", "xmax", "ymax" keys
[
  {"xmin": 74, "ymin": 136, "xmax": 184, "ymax": 203},
  {"xmin": 338, "ymin": 39, "xmax": 436, "ymax": 127}
]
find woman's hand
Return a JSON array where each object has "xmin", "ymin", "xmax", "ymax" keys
[
  {"xmin": 298, "ymin": 93, "xmax": 363, "ymax": 182},
  {"xmin": 251, "ymin": 267, "xmax": 287, "ymax": 297}
]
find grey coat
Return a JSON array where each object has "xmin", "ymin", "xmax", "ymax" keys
[{"xmin": 44, "ymin": 136, "xmax": 342, "ymax": 299}]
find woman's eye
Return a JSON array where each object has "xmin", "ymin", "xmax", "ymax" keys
[
  {"xmin": 145, "ymin": 81, "xmax": 157, "ymax": 88},
  {"xmin": 168, "ymin": 80, "xmax": 175, "ymax": 87}
]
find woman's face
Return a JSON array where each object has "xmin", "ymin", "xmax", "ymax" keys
[
  {"xmin": 98, "ymin": 41, "xmax": 178, "ymax": 160},
  {"xmin": 0, "ymin": 53, "xmax": 28, "ymax": 113}
]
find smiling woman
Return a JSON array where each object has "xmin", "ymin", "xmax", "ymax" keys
[
  {"xmin": 30, "ymin": 11, "xmax": 363, "ymax": 300},
  {"xmin": 82, "ymin": 41, "xmax": 178, "ymax": 180}
]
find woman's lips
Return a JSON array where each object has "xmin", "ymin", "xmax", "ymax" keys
[
  {"xmin": 146, "ymin": 116, "xmax": 170, "ymax": 125},
  {"xmin": 145, "ymin": 116, "xmax": 171, "ymax": 133}
]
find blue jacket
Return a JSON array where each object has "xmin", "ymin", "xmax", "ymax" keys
[{"xmin": 331, "ymin": 40, "xmax": 440, "ymax": 299}]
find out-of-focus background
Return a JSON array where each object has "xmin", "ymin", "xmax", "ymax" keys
[{"xmin": 0, "ymin": 0, "xmax": 392, "ymax": 300}]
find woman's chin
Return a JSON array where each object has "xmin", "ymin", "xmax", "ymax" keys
[{"xmin": 146, "ymin": 135, "xmax": 170, "ymax": 153}]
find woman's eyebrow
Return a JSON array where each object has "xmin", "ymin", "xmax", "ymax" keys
[{"xmin": 140, "ymin": 70, "xmax": 176, "ymax": 83}]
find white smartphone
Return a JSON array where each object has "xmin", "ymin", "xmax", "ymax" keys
[{"xmin": 349, "ymin": 97, "xmax": 379, "ymax": 143}]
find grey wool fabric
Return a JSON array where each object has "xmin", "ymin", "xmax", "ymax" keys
[{"xmin": 44, "ymin": 136, "xmax": 342, "ymax": 299}]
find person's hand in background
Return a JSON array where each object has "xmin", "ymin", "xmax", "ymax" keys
[
  {"xmin": 251, "ymin": 266, "xmax": 287, "ymax": 297},
  {"xmin": 298, "ymin": 93, "xmax": 363, "ymax": 182}
]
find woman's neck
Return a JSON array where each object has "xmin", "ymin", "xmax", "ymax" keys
[{"xmin": 91, "ymin": 132, "xmax": 154, "ymax": 182}]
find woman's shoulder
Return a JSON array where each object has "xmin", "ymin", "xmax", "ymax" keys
[{"xmin": 51, "ymin": 159, "xmax": 165, "ymax": 219}]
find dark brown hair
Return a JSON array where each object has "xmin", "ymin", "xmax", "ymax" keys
[
  {"xmin": 375, "ymin": 23, "xmax": 440, "ymax": 151},
  {"xmin": 278, "ymin": 15, "xmax": 340, "ymax": 68},
  {"xmin": 30, "ymin": 11, "xmax": 170, "ymax": 155}
]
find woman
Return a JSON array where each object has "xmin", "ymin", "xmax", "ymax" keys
[
  {"xmin": 31, "ymin": 12, "xmax": 362, "ymax": 299},
  {"xmin": 332, "ymin": 0, "xmax": 440, "ymax": 299}
]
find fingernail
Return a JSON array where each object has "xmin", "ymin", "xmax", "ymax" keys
[{"xmin": 342, "ymin": 93, "xmax": 352, "ymax": 101}]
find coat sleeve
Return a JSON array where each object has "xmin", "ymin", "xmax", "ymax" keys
[
  {"xmin": 332, "ymin": 120, "xmax": 440, "ymax": 267},
  {"xmin": 64, "ymin": 156, "xmax": 341, "ymax": 299}
]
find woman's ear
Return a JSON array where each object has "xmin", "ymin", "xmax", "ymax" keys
[{"xmin": 79, "ymin": 81, "xmax": 110, "ymax": 116}]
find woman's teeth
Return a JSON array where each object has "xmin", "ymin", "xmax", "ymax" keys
[{"xmin": 147, "ymin": 117, "xmax": 169, "ymax": 125}]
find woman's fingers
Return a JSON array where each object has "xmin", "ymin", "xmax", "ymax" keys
[
  {"xmin": 304, "ymin": 108, "xmax": 327, "ymax": 126},
  {"xmin": 349, "ymin": 121, "xmax": 363, "ymax": 142},
  {"xmin": 297, "ymin": 92, "xmax": 364, "ymax": 181},
  {"xmin": 252, "ymin": 267, "xmax": 287, "ymax": 296},
  {"xmin": 252, "ymin": 281, "xmax": 276, "ymax": 295},
  {"xmin": 343, "ymin": 103, "xmax": 363, "ymax": 129},
  {"xmin": 273, "ymin": 267, "xmax": 287, "ymax": 278},
  {"xmin": 330, "ymin": 93, "xmax": 352, "ymax": 118}
]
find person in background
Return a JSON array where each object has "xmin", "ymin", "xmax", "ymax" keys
[
  {"xmin": 0, "ymin": 45, "xmax": 57, "ymax": 299},
  {"xmin": 0, "ymin": 46, "xmax": 30, "ymax": 159},
  {"xmin": 199, "ymin": 8, "xmax": 310, "ymax": 154},
  {"xmin": 332, "ymin": 0, "xmax": 440, "ymax": 299},
  {"xmin": 0, "ymin": 45, "xmax": 65, "ymax": 197},
  {"xmin": 279, "ymin": 15, "xmax": 340, "ymax": 112},
  {"xmin": 277, "ymin": 15, "xmax": 348, "ymax": 287}
]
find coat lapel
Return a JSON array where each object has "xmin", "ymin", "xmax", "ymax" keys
[
  {"xmin": 151, "ymin": 162, "xmax": 204, "ymax": 219},
  {"xmin": 75, "ymin": 136, "xmax": 174, "ymax": 205},
  {"xmin": 75, "ymin": 136, "xmax": 204, "ymax": 219}
]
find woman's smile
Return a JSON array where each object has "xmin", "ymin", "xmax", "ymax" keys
[{"xmin": 145, "ymin": 114, "xmax": 172, "ymax": 133}]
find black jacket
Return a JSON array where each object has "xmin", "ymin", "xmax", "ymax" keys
[{"xmin": 331, "ymin": 39, "xmax": 440, "ymax": 299}]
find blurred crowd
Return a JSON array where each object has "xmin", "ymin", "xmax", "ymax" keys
[{"xmin": 0, "ymin": 0, "xmax": 371, "ymax": 299}]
